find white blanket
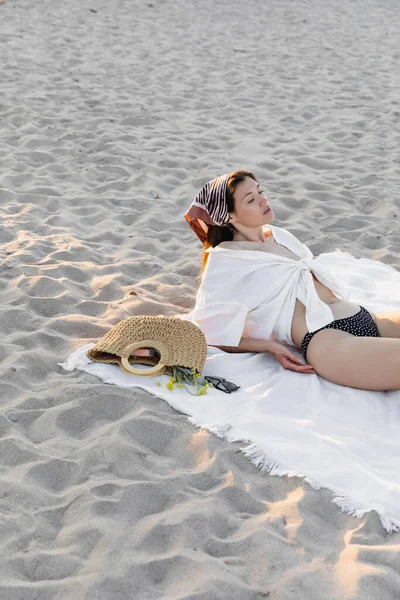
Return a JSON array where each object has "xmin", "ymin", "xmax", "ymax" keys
[{"xmin": 59, "ymin": 250, "xmax": 400, "ymax": 533}]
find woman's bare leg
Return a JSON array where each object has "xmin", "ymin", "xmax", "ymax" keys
[
  {"xmin": 306, "ymin": 329, "xmax": 400, "ymax": 391},
  {"xmin": 374, "ymin": 310, "xmax": 400, "ymax": 338}
]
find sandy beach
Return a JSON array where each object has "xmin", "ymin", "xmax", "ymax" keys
[{"xmin": 1, "ymin": 0, "xmax": 400, "ymax": 598}]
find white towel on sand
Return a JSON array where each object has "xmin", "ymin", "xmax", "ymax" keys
[{"xmin": 60, "ymin": 250, "xmax": 400, "ymax": 533}]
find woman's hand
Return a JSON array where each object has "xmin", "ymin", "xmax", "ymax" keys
[{"xmin": 265, "ymin": 341, "xmax": 316, "ymax": 374}]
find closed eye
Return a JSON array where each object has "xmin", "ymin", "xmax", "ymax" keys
[{"xmin": 248, "ymin": 189, "xmax": 265, "ymax": 203}]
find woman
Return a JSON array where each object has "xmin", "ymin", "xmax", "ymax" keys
[{"xmin": 185, "ymin": 169, "xmax": 400, "ymax": 391}]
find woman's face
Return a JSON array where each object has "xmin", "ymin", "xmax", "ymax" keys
[{"xmin": 229, "ymin": 177, "xmax": 275, "ymax": 229}]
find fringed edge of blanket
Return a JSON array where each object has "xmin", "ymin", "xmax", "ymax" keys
[{"xmin": 188, "ymin": 420, "xmax": 400, "ymax": 535}]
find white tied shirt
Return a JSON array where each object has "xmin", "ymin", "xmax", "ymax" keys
[{"xmin": 189, "ymin": 224, "xmax": 350, "ymax": 347}]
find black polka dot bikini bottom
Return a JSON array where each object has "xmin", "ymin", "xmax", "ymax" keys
[{"xmin": 300, "ymin": 305, "xmax": 380, "ymax": 362}]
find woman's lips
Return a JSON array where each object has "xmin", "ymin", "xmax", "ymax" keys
[{"xmin": 263, "ymin": 207, "xmax": 271, "ymax": 214}]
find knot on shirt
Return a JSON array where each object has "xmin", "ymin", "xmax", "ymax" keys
[{"xmin": 299, "ymin": 257, "xmax": 313, "ymax": 272}]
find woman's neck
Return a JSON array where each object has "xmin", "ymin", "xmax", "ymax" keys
[{"xmin": 233, "ymin": 226, "xmax": 272, "ymax": 243}]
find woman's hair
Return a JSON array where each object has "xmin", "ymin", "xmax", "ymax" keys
[{"xmin": 195, "ymin": 169, "xmax": 258, "ymax": 283}]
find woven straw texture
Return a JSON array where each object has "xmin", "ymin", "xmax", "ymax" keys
[{"xmin": 87, "ymin": 315, "xmax": 207, "ymax": 376}]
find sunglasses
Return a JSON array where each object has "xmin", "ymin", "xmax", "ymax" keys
[{"xmin": 204, "ymin": 376, "xmax": 240, "ymax": 394}]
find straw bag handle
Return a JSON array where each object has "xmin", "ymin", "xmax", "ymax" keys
[{"xmin": 119, "ymin": 340, "xmax": 168, "ymax": 376}]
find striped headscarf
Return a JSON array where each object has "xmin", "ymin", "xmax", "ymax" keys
[{"xmin": 184, "ymin": 172, "xmax": 232, "ymax": 244}]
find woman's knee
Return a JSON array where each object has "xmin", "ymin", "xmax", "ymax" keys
[{"xmin": 374, "ymin": 310, "xmax": 400, "ymax": 338}]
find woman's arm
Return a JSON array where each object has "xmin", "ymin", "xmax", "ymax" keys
[{"xmin": 212, "ymin": 336, "xmax": 316, "ymax": 374}]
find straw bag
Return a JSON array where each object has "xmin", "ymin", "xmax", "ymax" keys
[{"xmin": 87, "ymin": 315, "xmax": 207, "ymax": 377}]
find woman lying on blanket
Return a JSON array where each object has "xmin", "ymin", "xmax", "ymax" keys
[{"xmin": 185, "ymin": 169, "xmax": 400, "ymax": 392}]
